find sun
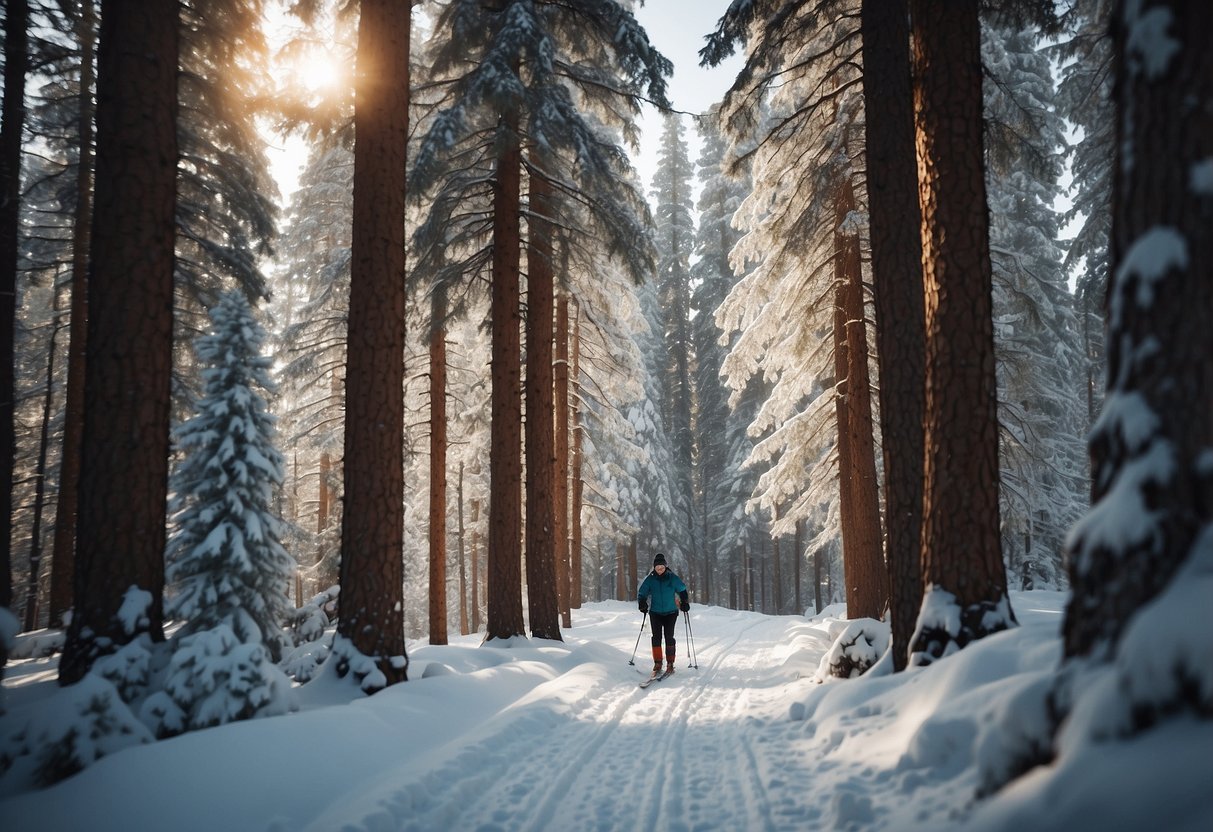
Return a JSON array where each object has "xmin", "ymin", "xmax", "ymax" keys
[{"xmin": 296, "ymin": 49, "xmax": 344, "ymax": 94}]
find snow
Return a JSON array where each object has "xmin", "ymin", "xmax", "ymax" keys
[
  {"xmin": 2, "ymin": 593, "xmax": 1210, "ymax": 831},
  {"xmin": 116, "ymin": 586, "xmax": 154, "ymax": 637},
  {"xmin": 1124, "ymin": 1, "xmax": 1180, "ymax": 80},
  {"xmin": 1192, "ymin": 159, "xmax": 1213, "ymax": 194}
]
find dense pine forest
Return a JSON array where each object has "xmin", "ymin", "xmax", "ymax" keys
[{"xmin": 0, "ymin": 0, "xmax": 1209, "ymax": 817}]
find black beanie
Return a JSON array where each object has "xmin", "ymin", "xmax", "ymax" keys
[{"xmin": 653, "ymin": 553, "xmax": 667, "ymax": 567}]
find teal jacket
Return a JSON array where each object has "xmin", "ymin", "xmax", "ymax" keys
[{"xmin": 638, "ymin": 570, "xmax": 688, "ymax": 615}]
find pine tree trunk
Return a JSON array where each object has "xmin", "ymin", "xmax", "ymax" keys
[
  {"xmin": 862, "ymin": 0, "xmax": 925, "ymax": 671},
  {"xmin": 794, "ymin": 518, "xmax": 803, "ymax": 614},
  {"xmin": 59, "ymin": 0, "xmax": 178, "ymax": 685},
  {"xmin": 909, "ymin": 0, "xmax": 1013, "ymax": 663},
  {"xmin": 0, "ymin": 0, "xmax": 30, "ymax": 634},
  {"xmin": 471, "ymin": 497, "xmax": 481, "ymax": 633},
  {"xmin": 458, "ymin": 462, "xmax": 468, "ymax": 636},
  {"xmin": 554, "ymin": 292, "xmax": 571, "ymax": 626},
  {"xmin": 814, "ymin": 547, "xmax": 824, "ymax": 614},
  {"xmin": 615, "ymin": 541, "xmax": 625, "ymax": 600},
  {"xmin": 834, "ymin": 172, "xmax": 888, "ymax": 621},
  {"xmin": 337, "ymin": 0, "xmax": 411, "ymax": 688},
  {"xmin": 49, "ymin": 0, "xmax": 97, "ymax": 630},
  {"xmin": 569, "ymin": 304, "xmax": 584, "ymax": 609},
  {"xmin": 524, "ymin": 165, "xmax": 561, "ymax": 641},
  {"xmin": 317, "ymin": 450, "xmax": 335, "ymax": 590},
  {"xmin": 745, "ymin": 543, "xmax": 754, "ymax": 611},
  {"xmin": 628, "ymin": 536, "xmax": 638, "ymax": 598},
  {"xmin": 771, "ymin": 505, "xmax": 783, "ymax": 615},
  {"xmin": 1063, "ymin": 0, "xmax": 1213, "ymax": 660},
  {"xmin": 487, "ymin": 113, "xmax": 525, "ymax": 641},
  {"xmin": 24, "ymin": 289, "xmax": 66, "ymax": 631},
  {"xmin": 429, "ymin": 283, "xmax": 449, "ymax": 645}
]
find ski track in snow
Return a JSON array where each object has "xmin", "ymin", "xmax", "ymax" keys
[{"xmin": 312, "ymin": 608, "xmax": 820, "ymax": 832}]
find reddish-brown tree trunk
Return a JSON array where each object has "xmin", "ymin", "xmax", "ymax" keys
[
  {"xmin": 524, "ymin": 166, "xmax": 561, "ymax": 640},
  {"xmin": 60, "ymin": 0, "xmax": 178, "ymax": 685},
  {"xmin": 24, "ymin": 289, "xmax": 66, "ymax": 630},
  {"xmin": 627, "ymin": 535, "xmax": 638, "ymax": 597},
  {"xmin": 862, "ymin": 0, "xmax": 925, "ymax": 671},
  {"xmin": 771, "ymin": 506, "xmax": 783, "ymax": 615},
  {"xmin": 471, "ymin": 498, "xmax": 481, "ymax": 633},
  {"xmin": 429, "ymin": 283, "xmax": 449, "ymax": 645},
  {"xmin": 49, "ymin": 0, "xmax": 97, "ymax": 630},
  {"xmin": 487, "ymin": 114, "xmax": 526, "ymax": 641},
  {"xmin": 317, "ymin": 451, "xmax": 336, "ymax": 589},
  {"xmin": 909, "ymin": 0, "xmax": 1012, "ymax": 663},
  {"xmin": 569, "ymin": 303, "xmax": 584, "ymax": 609},
  {"xmin": 554, "ymin": 292, "xmax": 571, "ymax": 626},
  {"xmin": 0, "ymin": 0, "xmax": 30, "ymax": 630},
  {"xmin": 336, "ymin": 0, "xmax": 411, "ymax": 688},
  {"xmin": 794, "ymin": 518, "xmax": 803, "ymax": 613},
  {"xmin": 834, "ymin": 173, "xmax": 888, "ymax": 621},
  {"xmin": 457, "ymin": 462, "xmax": 468, "ymax": 635},
  {"xmin": 616, "ymin": 542, "xmax": 625, "ymax": 600},
  {"xmin": 814, "ymin": 546, "xmax": 824, "ymax": 614}
]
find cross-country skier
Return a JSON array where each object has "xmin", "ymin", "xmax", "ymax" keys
[{"xmin": 637, "ymin": 553, "xmax": 689, "ymax": 676}]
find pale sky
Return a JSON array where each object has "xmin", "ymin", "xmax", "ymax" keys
[
  {"xmin": 633, "ymin": 1, "xmax": 744, "ymax": 204},
  {"xmin": 265, "ymin": 2, "xmax": 745, "ymax": 208}
]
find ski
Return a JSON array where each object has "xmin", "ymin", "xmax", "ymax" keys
[{"xmin": 638, "ymin": 669, "xmax": 674, "ymax": 689}]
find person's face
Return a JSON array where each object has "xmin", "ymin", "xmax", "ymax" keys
[{"xmin": 655, "ymin": 564, "xmax": 666, "ymax": 574}]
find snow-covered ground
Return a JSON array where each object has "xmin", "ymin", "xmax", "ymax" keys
[{"xmin": 2, "ymin": 592, "xmax": 1210, "ymax": 831}]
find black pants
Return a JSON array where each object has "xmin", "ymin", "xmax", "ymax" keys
[{"xmin": 650, "ymin": 611, "xmax": 678, "ymax": 661}]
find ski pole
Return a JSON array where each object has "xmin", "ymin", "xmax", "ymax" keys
[
  {"xmin": 628, "ymin": 611, "xmax": 648, "ymax": 665},
  {"xmin": 683, "ymin": 608, "xmax": 698, "ymax": 669}
]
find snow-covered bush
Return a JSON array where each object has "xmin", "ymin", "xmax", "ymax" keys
[
  {"xmin": 815, "ymin": 618, "xmax": 890, "ymax": 681},
  {"xmin": 91, "ymin": 636, "xmax": 157, "ymax": 703},
  {"xmin": 141, "ymin": 625, "xmax": 296, "ymax": 738},
  {"xmin": 280, "ymin": 585, "xmax": 339, "ymax": 683},
  {"xmin": 285, "ymin": 584, "xmax": 338, "ymax": 647},
  {"xmin": 0, "ymin": 675, "xmax": 152, "ymax": 794}
]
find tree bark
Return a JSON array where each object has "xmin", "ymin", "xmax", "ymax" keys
[
  {"xmin": 487, "ymin": 113, "xmax": 526, "ymax": 641},
  {"xmin": 49, "ymin": 0, "xmax": 98, "ymax": 630},
  {"xmin": 862, "ymin": 0, "xmax": 925, "ymax": 671},
  {"xmin": 794, "ymin": 518, "xmax": 803, "ymax": 614},
  {"xmin": 457, "ymin": 462, "xmax": 468, "ymax": 636},
  {"xmin": 908, "ymin": 0, "xmax": 1013, "ymax": 664},
  {"xmin": 554, "ymin": 293, "xmax": 570, "ymax": 626},
  {"xmin": 316, "ymin": 450, "xmax": 337, "ymax": 591},
  {"xmin": 60, "ymin": 0, "xmax": 178, "ymax": 685},
  {"xmin": 771, "ymin": 505, "xmax": 783, "ymax": 614},
  {"xmin": 524, "ymin": 165, "xmax": 561, "ymax": 640},
  {"xmin": 24, "ymin": 289, "xmax": 66, "ymax": 630},
  {"xmin": 471, "ymin": 497, "xmax": 481, "ymax": 633},
  {"xmin": 570, "ymin": 302, "xmax": 584, "ymax": 609},
  {"xmin": 337, "ymin": 0, "xmax": 411, "ymax": 689},
  {"xmin": 814, "ymin": 546, "xmax": 824, "ymax": 614},
  {"xmin": 1063, "ymin": 0, "xmax": 1213, "ymax": 660},
  {"xmin": 616, "ymin": 541, "xmax": 625, "ymax": 600},
  {"xmin": 0, "ymin": 0, "xmax": 30, "ymax": 632},
  {"xmin": 429, "ymin": 283, "xmax": 448, "ymax": 645},
  {"xmin": 834, "ymin": 172, "xmax": 888, "ymax": 621}
]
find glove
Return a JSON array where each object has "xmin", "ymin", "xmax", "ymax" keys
[
  {"xmin": 679, "ymin": 593, "xmax": 690, "ymax": 612},
  {"xmin": 638, "ymin": 599, "xmax": 648, "ymax": 614}
]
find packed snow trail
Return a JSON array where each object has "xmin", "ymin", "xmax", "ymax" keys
[
  {"xmin": 299, "ymin": 605, "xmax": 831, "ymax": 832},
  {"xmin": 8, "ymin": 594, "xmax": 1204, "ymax": 832}
]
